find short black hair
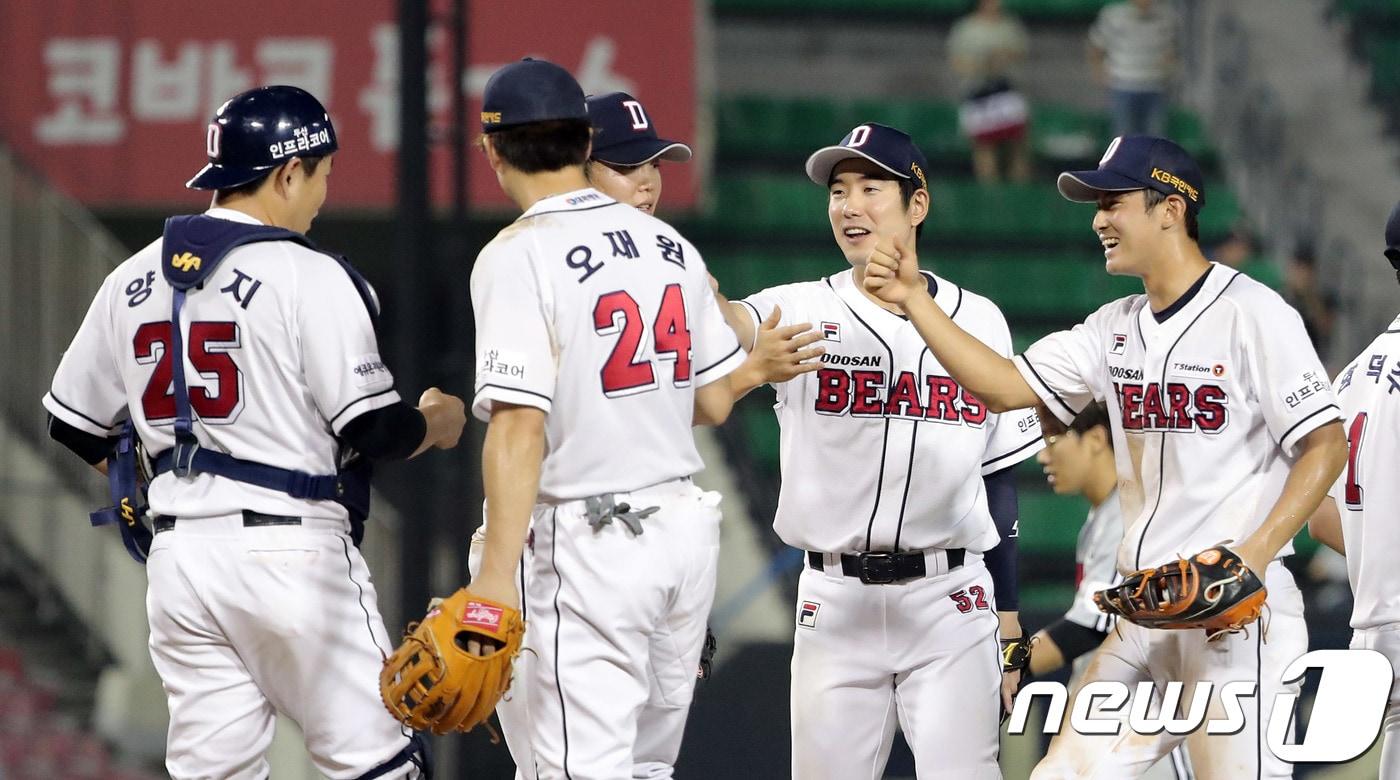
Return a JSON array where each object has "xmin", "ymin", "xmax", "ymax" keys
[
  {"xmin": 1143, "ymin": 188, "xmax": 1199, "ymax": 241},
  {"xmin": 485, "ymin": 119, "xmax": 591, "ymax": 173},
  {"xmin": 1069, "ymin": 401, "xmax": 1113, "ymax": 450},
  {"xmin": 215, "ymin": 155, "xmax": 326, "ymax": 203},
  {"xmin": 827, "ymin": 169, "xmax": 926, "ymax": 241}
]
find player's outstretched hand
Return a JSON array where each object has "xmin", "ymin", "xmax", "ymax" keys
[
  {"xmin": 863, "ymin": 236, "xmax": 926, "ymax": 309},
  {"xmin": 420, "ymin": 387, "xmax": 467, "ymax": 449},
  {"xmin": 745, "ymin": 305, "xmax": 825, "ymax": 384}
]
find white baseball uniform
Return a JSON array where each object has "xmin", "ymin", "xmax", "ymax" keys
[
  {"xmin": 1016, "ymin": 263, "xmax": 1338, "ymax": 779},
  {"xmin": 1065, "ymin": 489, "xmax": 1123, "ymax": 634},
  {"xmin": 1329, "ymin": 314, "xmax": 1400, "ymax": 778},
  {"xmin": 42, "ymin": 207, "xmax": 419, "ymax": 779},
  {"xmin": 470, "ymin": 188, "xmax": 743, "ymax": 779},
  {"xmin": 738, "ymin": 268, "xmax": 1042, "ymax": 780}
]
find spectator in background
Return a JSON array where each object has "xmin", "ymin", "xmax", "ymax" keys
[
  {"xmin": 1088, "ymin": 0, "xmax": 1179, "ymax": 137},
  {"xmin": 1209, "ymin": 225, "xmax": 1283, "ymax": 289},
  {"xmin": 949, "ymin": 0, "xmax": 1032, "ymax": 183},
  {"xmin": 1282, "ymin": 242, "xmax": 1338, "ymax": 360}
]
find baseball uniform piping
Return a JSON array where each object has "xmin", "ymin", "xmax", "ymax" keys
[
  {"xmin": 515, "ymin": 201, "xmax": 625, "ymax": 222},
  {"xmin": 1015, "ymin": 354, "xmax": 1078, "ymax": 420},
  {"xmin": 548, "ymin": 509, "xmax": 575, "ymax": 779},
  {"xmin": 338, "ymin": 536, "xmax": 388, "ymax": 661},
  {"xmin": 45, "ymin": 391, "xmax": 119, "ymax": 433},
  {"xmin": 1132, "ymin": 272, "xmax": 1240, "ymax": 569},
  {"xmin": 330, "ymin": 388, "xmax": 398, "ymax": 426},
  {"xmin": 826, "ymin": 276, "xmax": 896, "ymax": 550},
  {"xmin": 1278, "ymin": 404, "xmax": 1341, "ymax": 452},
  {"xmin": 696, "ymin": 344, "xmax": 743, "ymax": 377}
]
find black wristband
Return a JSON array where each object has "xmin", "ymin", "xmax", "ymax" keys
[{"xmin": 1044, "ymin": 617, "xmax": 1109, "ymax": 664}]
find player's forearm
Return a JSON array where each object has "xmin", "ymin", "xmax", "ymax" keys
[
  {"xmin": 1307, "ymin": 498, "xmax": 1345, "ymax": 555},
  {"xmin": 479, "ymin": 405, "xmax": 546, "ymax": 584},
  {"xmin": 692, "ymin": 378, "xmax": 735, "ymax": 427},
  {"xmin": 1242, "ymin": 422, "xmax": 1347, "ymax": 564},
  {"xmin": 902, "ymin": 292, "xmax": 1038, "ymax": 412}
]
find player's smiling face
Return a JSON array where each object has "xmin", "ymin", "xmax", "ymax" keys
[
  {"xmin": 827, "ymin": 158, "xmax": 922, "ymax": 267},
  {"xmin": 1093, "ymin": 190, "xmax": 1155, "ymax": 276},
  {"xmin": 588, "ymin": 159, "xmax": 663, "ymax": 214}
]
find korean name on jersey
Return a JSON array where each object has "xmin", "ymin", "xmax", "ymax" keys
[{"xmin": 469, "ymin": 190, "xmax": 743, "ymax": 503}]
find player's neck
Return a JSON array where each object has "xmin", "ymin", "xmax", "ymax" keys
[
  {"xmin": 1085, "ymin": 461, "xmax": 1117, "ymax": 507},
  {"xmin": 506, "ymin": 167, "xmax": 591, "ymax": 212},
  {"xmin": 209, "ymin": 195, "xmax": 279, "ymax": 230},
  {"xmin": 1140, "ymin": 243, "xmax": 1211, "ymax": 314}
]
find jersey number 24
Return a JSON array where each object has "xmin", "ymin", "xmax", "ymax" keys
[
  {"xmin": 593, "ymin": 284, "xmax": 691, "ymax": 397},
  {"xmin": 134, "ymin": 321, "xmax": 242, "ymax": 423}
]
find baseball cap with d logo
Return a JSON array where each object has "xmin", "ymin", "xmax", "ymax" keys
[
  {"xmin": 586, "ymin": 92, "xmax": 693, "ymax": 166},
  {"xmin": 1057, "ymin": 135, "xmax": 1205, "ymax": 213},
  {"xmin": 804, "ymin": 123, "xmax": 931, "ymax": 192}
]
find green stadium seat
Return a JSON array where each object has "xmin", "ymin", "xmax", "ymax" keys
[{"xmin": 1018, "ymin": 491, "xmax": 1089, "ymax": 554}]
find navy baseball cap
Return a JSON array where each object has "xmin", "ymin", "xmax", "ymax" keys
[
  {"xmin": 586, "ymin": 92, "xmax": 692, "ymax": 166},
  {"xmin": 1058, "ymin": 136, "xmax": 1205, "ymax": 213},
  {"xmin": 805, "ymin": 123, "xmax": 931, "ymax": 191},
  {"xmin": 480, "ymin": 58, "xmax": 587, "ymax": 133},
  {"xmin": 1384, "ymin": 199, "xmax": 1400, "ymax": 269}
]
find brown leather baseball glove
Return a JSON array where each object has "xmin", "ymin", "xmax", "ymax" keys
[
  {"xmin": 380, "ymin": 588, "xmax": 525, "ymax": 735},
  {"xmin": 1093, "ymin": 545, "xmax": 1266, "ymax": 638}
]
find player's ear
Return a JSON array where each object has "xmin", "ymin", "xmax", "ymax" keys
[
  {"xmin": 908, "ymin": 187, "xmax": 930, "ymax": 228},
  {"xmin": 480, "ymin": 134, "xmax": 505, "ymax": 174},
  {"xmin": 273, "ymin": 159, "xmax": 301, "ymax": 199},
  {"xmin": 1160, "ymin": 194, "xmax": 1187, "ymax": 232}
]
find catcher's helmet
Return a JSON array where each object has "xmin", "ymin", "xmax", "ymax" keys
[{"xmin": 187, "ymin": 85, "xmax": 338, "ymax": 191}]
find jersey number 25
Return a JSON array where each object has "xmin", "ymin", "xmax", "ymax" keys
[
  {"xmin": 593, "ymin": 284, "xmax": 691, "ymax": 397},
  {"xmin": 134, "ymin": 321, "xmax": 243, "ymax": 423}
]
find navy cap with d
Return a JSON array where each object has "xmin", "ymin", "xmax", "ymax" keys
[
  {"xmin": 480, "ymin": 57, "xmax": 587, "ymax": 133},
  {"xmin": 1384, "ymin": 199, "xmax": 1400, "ymax": 269},
  {"xmin": 187, "ymin": 85, "xmax": 338, "ymax": 191},
  {"xmin": 805, "ymin": 123, "xmax": 931, "ymax": 191},
  {"xmin": 1058, "ymin": 136, "xmax": 1205, "ymax": 213},
  {"xmin": 586, "ymin": 92, "xmax": 692, "ymax": 166}
]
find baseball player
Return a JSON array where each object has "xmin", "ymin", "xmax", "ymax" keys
[
  {"xmin": 862, "ymin": 134, "xmax": 1347, "ymax": 778},
  {"xmin": 1307, "ymin": 199, "xmax": 1400, "ymax": 778},
  {"xmin": 466, "ymin": 59, "xmax": 750, "ymax": 779},
  {"xmin": 1031, "ymin": 403, "xmax": 1194, "ymax": 780},
  {"xmin": 713, "ymin": 122, "xmax": 1043, "ymax": 779},
  {"xmin": 465, "ymin": 88, "xmax": 815, "ymax": 779},
  {"xmin": 42, "ymin": 86, "xmax": 465, "ymax": 779}
]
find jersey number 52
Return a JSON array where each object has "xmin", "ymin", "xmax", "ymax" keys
[
  {"xmin": 593, "ymin": 284, "xmax": 691, "ymax": 397},
  {"xmin": 134, "ymin": 321, "xmax": 243, "ymax": 423}
]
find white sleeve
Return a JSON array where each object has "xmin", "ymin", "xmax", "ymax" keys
[
  {"xmin": 737, "ymin": 286, "xmax": 795, "ymax": 351},
  {"xmin": 1246, "ymin": 297, "xmax": 1343, "ymax": 455},
  {"xmin": 979, "ymin": 311, "xmax": 1044, "ymax": 474},
  {"xmin": 42, "ymin": 274, "xmax": 127, "ymax": 435},
  {"xmin": 690, "ymin": 255, "xmax": 744, "ymax": 388},
  {"xmin": 1014, "ymin": 306, "xmax": 1109, "ymax": 426},
  {"xmin": 470, "ymin": 239, "xmax": 556, "ymax": 422},
  {"xmin": 297, "ymin": 259, "xmax": 400, "ymax": 435}
]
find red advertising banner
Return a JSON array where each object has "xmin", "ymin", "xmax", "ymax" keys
[{"xmin": 0, "ymin": 2, "xmax": 698, "ymax": 211}]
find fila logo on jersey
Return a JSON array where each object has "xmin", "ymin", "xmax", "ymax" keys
[
  {"xmin": 1110, "ymin": 333, "xmax": 1127, "ymax": 355},
  {"xmin": 171, "ymin": 252, "xmax": 202, "ymax": 272},
  {"xmin": 798, "ymin": 600, "xmax": 820, "ymax": 629},
  {"xmin": 1115, "ymin": 381, "xmax": 1227, "ymax": 432},
  {"xmin": 815, "ymin": 368, "xmax": 987, "ymax": 425},
  {"xmin": 821, "ymin": 322, "xmax": 841, "ymax": 342},
  {"xmin": 461, "ymin": 601, "xmax": 504, "ymax": 631}
]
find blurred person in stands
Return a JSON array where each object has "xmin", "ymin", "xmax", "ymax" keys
[
  {"xmin": 950, "ymin": 0, "xmax": 1032, "ymax": 183},
  {"xmin": 1207, "ymin": 225, "xmax": 1282, "ymax": 289},
  {"xmin": 1281, "ymin": 242, "xmax": 1337, "ymax": 361},
  {"xmin": 1089, "ymin": 0, "xmax": 1179, "ymax": 137}
]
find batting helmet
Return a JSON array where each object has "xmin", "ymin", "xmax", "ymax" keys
[{"xmin": 187, "ymin": 85, "xmax": 339, "ymax": 191}]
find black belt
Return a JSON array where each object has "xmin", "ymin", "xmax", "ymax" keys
[
  {"xmin": 152, "ymin": 511, "xmax": 302, "ymax": 534},
  {"xmin": 806, "ymin": 549, "xmax": 965, "ymax": 584}
]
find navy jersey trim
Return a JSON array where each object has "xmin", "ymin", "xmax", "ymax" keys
[
  {"xmin": 982, "ymin": 436, "xmax": 1040, "ymax": 470},
  {"xmin": 515, "ymin": 200, "xmax": 626, "ymax": 222},
  {"xmin": 696, "ymin": 344, "xmax": 743, "ymax": 376},
  {"xmin": 826, "ymin": 276, "xmax": 896, "ymax": 550},
  {"xmin": 1151, "ymin": 265, "xmax": 1215, "ymax": 324},
  {"xmin": 329, "ymin": 387, "xmax": 399, "ymax": 426},
  {"xmin": 1254, "ymin": 629, "xmax": 1262, "ymax": 780},
  {"xmin": 548, "ymin": 509, "xmax": 576, "ymax": 780},
  {"xmin": 1132, "ymin": 272, "xmax": 1240, "ymax": 568},
  {"xmin": 1278, "ymin": 404, "xmax": 1341, "ymax": 449},
  {"xmin": 475, "ymin": 384, "xmax": 553, "ymax": 404},
  {"xmin": 1015, "ymin": 354, "xmax": 1078, "ymax": 420},
  {"xmin": 46, "ymin": 392, "xmax": 118, "ymax": 433},
  {"xmin": 339, "ymin": 535, "xmax": 389, "ymax": 661}
]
